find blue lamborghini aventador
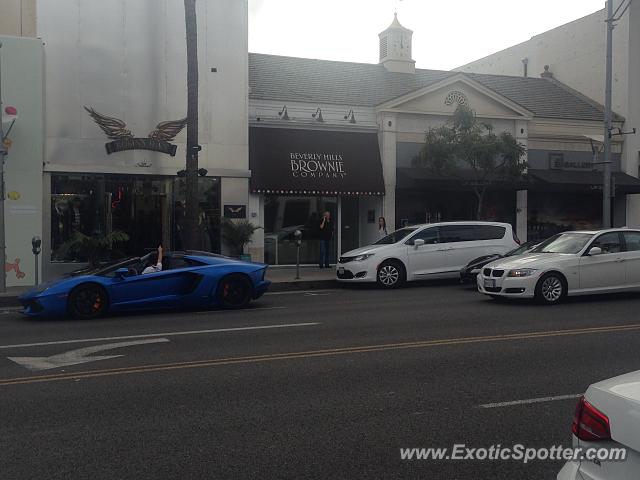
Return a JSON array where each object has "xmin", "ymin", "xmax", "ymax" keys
[{"xmin": 19, "ymin": 251, "xmax": 270, "ymax": 318}]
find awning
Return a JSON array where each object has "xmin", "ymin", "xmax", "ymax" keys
[
  {"xmin": 528, "ymin": 169, "xmax": 640, "ymax": 194},
  {"xmin": 396, "ymin": 167, "xmax": 527, "ymax": 191},
  {"xmin": 249, "ymin": 127, "xmax": 385, "ymax": 195}
]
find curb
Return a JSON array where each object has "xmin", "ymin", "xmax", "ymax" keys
[
  {"xmin": 267, "ymin": 280, "xmax": 339, "ymax": 292},
  {"xmin": 0, "ymin": 297, "xmax": 20, "ymax": 308}
]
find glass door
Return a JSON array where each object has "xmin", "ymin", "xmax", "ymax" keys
[{"xmin": 340, "ymin": 196, "xmax": 360, "ymax": 254}]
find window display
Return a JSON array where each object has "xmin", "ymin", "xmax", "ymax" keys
[{"xmin": 51, "ymin": 174, "xmax": 221, "ymax": 263}]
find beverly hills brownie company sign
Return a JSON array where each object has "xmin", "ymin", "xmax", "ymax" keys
[
  {"xmin": 289, "ymin": 152, "xmax": 347, "ymax": 179},
  {"xmin": 84, "ymin": 106, "xmax": 187, "ymax": 156},
  {"xmin": 249, "ymin": 127, "xmax": 385, "ymax": 195}
]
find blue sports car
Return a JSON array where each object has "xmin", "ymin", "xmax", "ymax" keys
[{"xmin": 19, "ymin": 251, "xmax": 271, "ymax": 318}]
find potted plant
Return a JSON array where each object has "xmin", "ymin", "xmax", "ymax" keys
[
  {"xmin": 55, "ymin": 230, "xmax": 130, "ymax": 267},
  {"xmin": 221, "ymin": 219, "xmax": 260, "ymax": 260}
]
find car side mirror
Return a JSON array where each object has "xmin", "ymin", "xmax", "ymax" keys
[
  {"xmin": 587, "ymin": 246, "xmax": 602, "ymax": 256},
  {"xmin": 413, "ymin": 239, "xmax": 425, "ymax": 247},
  {"xmin": 115, "ymin": 267, "xmax": 129, "ymax": 279}
]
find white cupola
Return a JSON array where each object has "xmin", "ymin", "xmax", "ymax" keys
[{"xmin": 378, "ymin": 13, "xmax": 415, "ymax": 74}]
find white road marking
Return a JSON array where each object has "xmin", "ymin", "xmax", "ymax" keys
[
  {"xmin": 479, "ymin": 393, "xmax": 582, "ymax": 409},
  {"xmin": 195, "ymin": 306, "xmax": 286, "ymax": 314},
  {"xmin": 0, "ymin": 322, "xmax": 320, "ymax": 351},
  {"xmin": 8, "ymin": 338, "xmax": 170, "ymax": 371}
]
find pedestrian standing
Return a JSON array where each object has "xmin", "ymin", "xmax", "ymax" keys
[
  {"xmin": 378, "ymin": 216, "xmax": 388, "ymax": 238},
  {"xmin": 319, "ymin": 211, "xmax": 333, "ymax": 268}
]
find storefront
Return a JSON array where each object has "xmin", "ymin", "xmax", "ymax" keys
[
  {"xmin": 527, "ymin": 168, "xmax": 640, "ymax": 240},
  {"xmin": 45, "ymin": 173, "xmax": 221, "ymax": 277},
  {"xmin": 249, "ymin": 127, "xmax": 385, "ymax": 265}
]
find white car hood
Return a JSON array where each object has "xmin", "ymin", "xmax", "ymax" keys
[
  {"xmin": 342, "ymin": 245, "xmax": 385, "ymax": 257},
  {"xmin": 487, "ymin": 253, "xmax": 573, "ymax": 270},
  {"xmin": 585, "ymin": 370, "xmax": 640, "ymax": 451}
]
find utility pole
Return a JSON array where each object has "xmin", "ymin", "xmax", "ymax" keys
[
  {"xmin": 183, "ymin": 0, "xmax": 200, "ymax": 250},
  {"xmin": 603, "ymin": 0, "xmax": 614, "ymax": 229},
  {"xmin": 603, "ymin": 0, "xmax": 634, "ymax": 228},
  {"xmin": 0, "ymin": 41, "xmax": 7, "ymax": 293}
]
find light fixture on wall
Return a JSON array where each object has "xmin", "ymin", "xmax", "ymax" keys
[
  {"xmin": 344, "ymin": 109, "xmax": 356, "ymax": 124},
  {"xmin": 278, "ymin": 105, "xmax": 290, "ymax": 120},
  {"xmin": 312, "ymin": 107, "xmax": 324, "ymax": 122}
]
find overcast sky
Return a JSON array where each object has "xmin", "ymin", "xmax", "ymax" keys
[{"xmin": 248, "ymin": 0, "xmax": 605, "ymax": 70}]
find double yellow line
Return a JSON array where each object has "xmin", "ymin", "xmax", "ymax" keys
[{"xmin": 2, "ymin": 323, "xmax": 640, "ymax": 387}]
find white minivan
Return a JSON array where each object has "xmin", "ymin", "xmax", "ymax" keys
[{"xmin": 336, "ymin": 222, "xmax": 519, "ymax": 288}]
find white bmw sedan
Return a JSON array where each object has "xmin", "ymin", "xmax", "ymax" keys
[
  {"xmin": 477, "ymin": 228, "xmax": 640, "ymax": 304},
  {"xmin": 557, "ymin": 370, "xmax": 640, "ymax": 480}
]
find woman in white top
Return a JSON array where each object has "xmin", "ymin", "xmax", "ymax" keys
[{"xmin": 378, "ymin": 217, "xmax": 388, "ymax": 239}]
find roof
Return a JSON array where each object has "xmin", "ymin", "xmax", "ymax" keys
[{"xmin": 249, "ymin": 53, "xmax": 616, "ymax": 122}]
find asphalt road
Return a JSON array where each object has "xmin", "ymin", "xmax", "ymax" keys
[{"xmin": 2, "ymin": 281, "xmax": 640, "ymax": 480}]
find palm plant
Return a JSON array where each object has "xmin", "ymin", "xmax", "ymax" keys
[
  {"xmin": 55, "ymin": 230, "xmax": 130, "ymax": 267},
  {"xmin": 221, "ymin": 219, "xmax": 260, "ymax": 257}
]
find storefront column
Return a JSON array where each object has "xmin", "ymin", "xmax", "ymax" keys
[
  {"xmin": 627, "ymin": 194, "xmax": 640, "ymax": 228},
  {"xmin": 220, "ymin": 177, "xmax": 249, "ymax": 256},
  {"xmin": 380, "ymin": 114, "xmax": 397, "ymax": 229},
  {"xmin": 516, "ymin": 190, "xmax": 528, "ymax": 242},
  {"xmin": 337, "ymin": 196, "xmax": 342, "ymax": 257}
]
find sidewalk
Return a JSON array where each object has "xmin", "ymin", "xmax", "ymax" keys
[
  {"xmin": 0, "ymin": 267, "xmax": 338, "ymax": 308},
  {"xmin": 265, "ymin": 266, "xmax": 338, "ymax": 292},
  {"xmin": 0, "ymin": 286, "xmax": 29, "ymax": 308}
]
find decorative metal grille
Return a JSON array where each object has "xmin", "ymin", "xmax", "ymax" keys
[{"xmin": 444, "ymin": 90, "xmax": 469, "ymax": 107}]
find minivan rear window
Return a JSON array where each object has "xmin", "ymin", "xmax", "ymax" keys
[
  {"xmin": 439, "ymin": 225, "xmax": 505, "ymax": 243},
  {"xmin": 475, "ymin": 225, "xmax": 506, "ymax": 240}
]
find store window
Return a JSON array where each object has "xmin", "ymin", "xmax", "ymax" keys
[
  {"xmin": 264, "ymin": 196, "xmax": 337, "ymax": 265},
  {"xmin": 51, "ymin": 174, "xmax": 221, "ymax": 263}
]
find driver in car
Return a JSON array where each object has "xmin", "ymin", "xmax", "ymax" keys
[{"xmin": 142, "ymin": 245, "xmax": 163, "ymax": 274}]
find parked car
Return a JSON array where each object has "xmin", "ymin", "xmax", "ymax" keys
[
  {"xmin": 337, "ymin": 222, "xmax": 519, "ymax": 288},
  {"xmin": 19, "ymin": 250, "xmax": 270, "ymax": 318},
  {"xmin": 459, "ymin": 239, "xmax": 538, "ymax": 283},
  {"xmin": 557, "ymin": 370, "xmax": 640, "ymax": 480},
  {"xmin": 477, "ymin": 228, "xmax": 640, "ymax": 304}
]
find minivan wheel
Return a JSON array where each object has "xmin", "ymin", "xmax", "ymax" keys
[
  {"xmin": 534, "ymin": 273, "xmax": 566, "ymax": 305},
  {"xmin": 377, "ymin": 261, "xmax": 405, "ymax": 289}
]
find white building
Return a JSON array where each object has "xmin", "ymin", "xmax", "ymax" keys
[
  {"xmin": 17, "ymin": 0, "xmax": 250, "ymax": 279},
  {"xmin": 458, "ymin": 2, "xmax": 640, "ymax": 227}
]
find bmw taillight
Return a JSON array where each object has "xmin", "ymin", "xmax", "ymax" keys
[{"xmin": 572, "ymin": 396, "xmax": 611, "ymax": 441}]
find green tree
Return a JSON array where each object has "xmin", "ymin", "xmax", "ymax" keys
[{"xmin": 416, "ymin": 105, "xmax": 527, "ymax": 220}]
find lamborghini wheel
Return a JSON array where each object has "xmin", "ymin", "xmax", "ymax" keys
[
  {"xmin": 217, "ymin": 274, "xmax": 253, "ymax": 309},
  {"xmin": 68, "ymin": 284, "xmax": 109, "ymax": 319}
]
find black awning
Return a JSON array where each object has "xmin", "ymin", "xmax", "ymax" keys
[
  {"xmin": 396, "ymin": 168, "xmax": 528, "ymax": 191},
  {"xmin": 528, "ymin": 169, "xmax": 640, "ymax": 193},
  {"xmin": 249, "ymin": 127, "xmax": 385, "ymax": 195}
]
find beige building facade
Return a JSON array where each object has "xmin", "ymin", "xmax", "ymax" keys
[{"xmin": 458, "ymin": 3, "xmax": 640, "ymax": 227}]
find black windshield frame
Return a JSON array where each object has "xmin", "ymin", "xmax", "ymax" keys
[{"xmin": 374, "ymin": 227, "xmax": 418, "ymax": 245}]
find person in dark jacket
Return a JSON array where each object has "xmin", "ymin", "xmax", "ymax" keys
[{"xmin": 318, "ymin": 211, "xmax": 333, "ymax": 268}]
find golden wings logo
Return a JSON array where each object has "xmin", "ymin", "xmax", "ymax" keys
[{"xmin": 84, "ymin": 106, "xmax": 187, "ymax": 156}]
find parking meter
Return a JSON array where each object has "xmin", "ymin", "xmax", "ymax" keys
[
  {"xmin": 294, "ymin": 230, "xmax": 302, "ymax": 279},
  {"xmin": 32, "ymin": 236, "xmax": 41, "ymax": 286}
]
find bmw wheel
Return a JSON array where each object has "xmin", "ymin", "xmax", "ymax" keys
[
  {"xmin": 534, "ymin": 273, "xmax": 566, "ymax": 305},
  {"xmin": 376, "ymin": 261, "xmax": 406, "ymax": 289},
  {"xmin": 68, "ymin": 284, "xmax": 109, "ymax": 319},
  {"xmin": 217, "ymin": 274, "xmax": 253, "ymax": 309}
]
